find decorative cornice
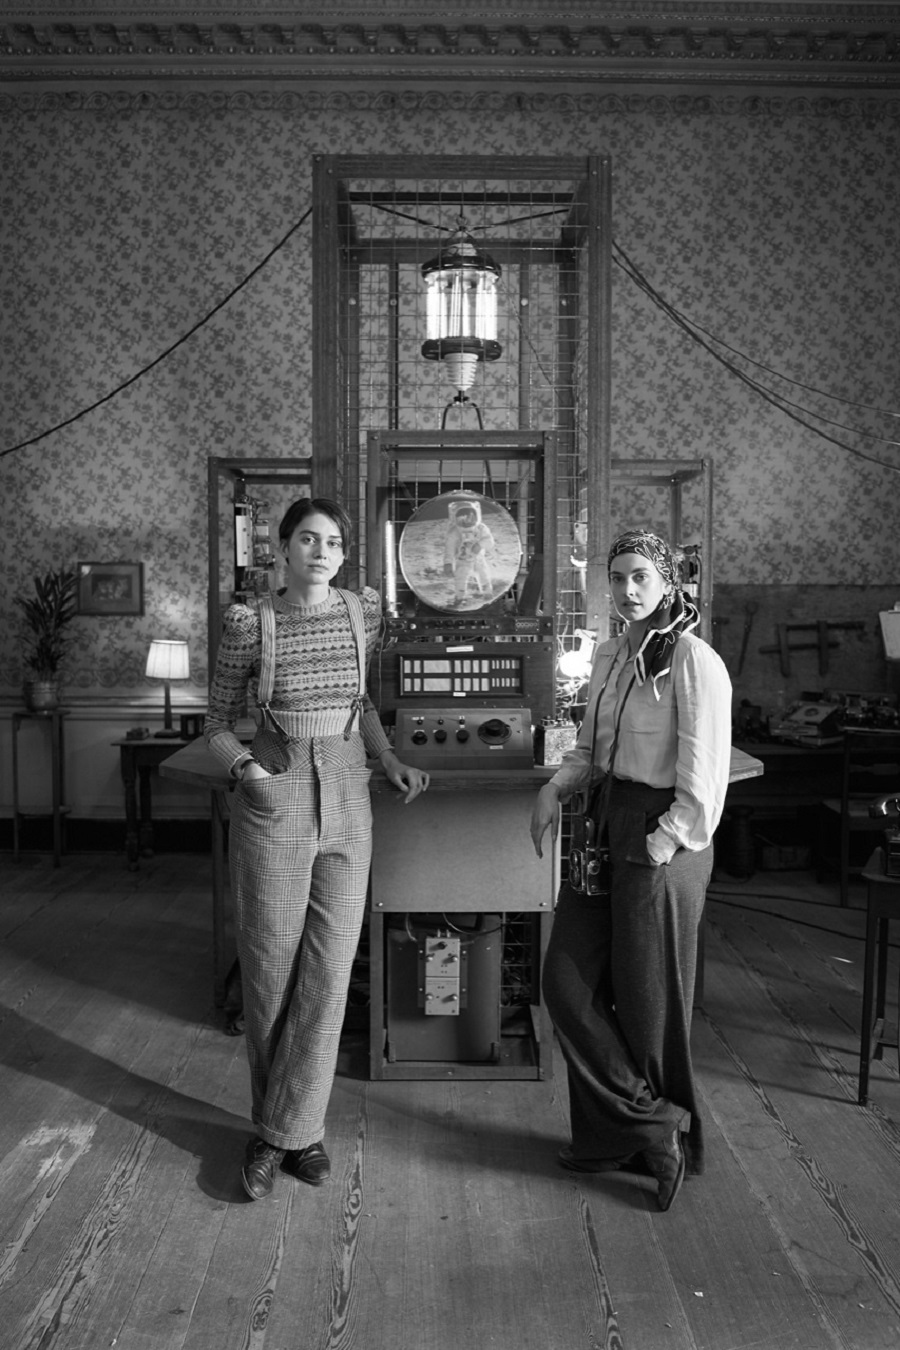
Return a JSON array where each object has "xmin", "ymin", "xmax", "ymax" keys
[
  {"xmin": 2, "ymin": 88, "xmax": 899, "ymax": 119},
  {"xmin": 3, "ymin": 7, "xmax": 900, "ymax": 89}
]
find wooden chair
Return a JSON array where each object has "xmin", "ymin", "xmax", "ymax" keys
[
  {"xmin": 819, "ymin": 730, "xmax": 900, "ymax": 907},
  {"xmin": 858, "ymin": 850, "xmax": 900, "ymax": 1105}
]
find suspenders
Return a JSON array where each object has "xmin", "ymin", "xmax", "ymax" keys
[{"xmin": 255, "ymin": 588, "xmax": 367, "ymax": 742}]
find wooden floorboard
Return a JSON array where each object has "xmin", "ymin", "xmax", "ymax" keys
[{"xmin": 0, "ymin": 852, "xmax": 898, "ymax": 1350}]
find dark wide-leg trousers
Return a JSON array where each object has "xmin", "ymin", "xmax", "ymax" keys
[{"xmin": 542, "ymin": 779, "xmax": 712, "ymax": 1175}]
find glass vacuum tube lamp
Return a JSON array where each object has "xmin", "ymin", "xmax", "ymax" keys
[{"xmin": 421, "ymin": 220, "xmax": 502, "ymax": 393}]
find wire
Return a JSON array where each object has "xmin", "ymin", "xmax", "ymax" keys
[
  {"xmin": 613, "ymin": 241, "xmax": 900, "ymax": 474},
  {"xmin": 400, "ymin": 913, "xmax": 505, "ymax": 942},
  {"xmin": 367, "ymin": 199, "xmax": 570, "ymax": 236},
  {"xmin": 441, "ymin": 913, "xmax": 504, "ymax": 937},
  {"xmin": 1, "ymin": 207, "xmax": 312, "ymax": 462},
  {"xmin": 707, "ymin": 891, "xmax": 900, "ymax": 949},
  {"xmin": 681, "ymin": 311, "xmax": 900, "ymax": 422},
  {"xmin": 7, "ymin": 206, "xmax": 897, "ymax": 475}
]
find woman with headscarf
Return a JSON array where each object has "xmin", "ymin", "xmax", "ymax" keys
[{"xmin": 530, "ymin": 529, "xmax": 732, "ymax": 1211}]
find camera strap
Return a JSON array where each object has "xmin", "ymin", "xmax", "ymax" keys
[{"xmin": 577, "ymin": 650, "xmax": 636, "ymax": 842}]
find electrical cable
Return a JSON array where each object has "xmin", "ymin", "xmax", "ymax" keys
[
  {"xmin": 677, "ymin": 310, "xmax": 900, "ymax": 422},
  {"xmin": 707, "ymin": 890, "xmax": 900, "ymax": 949},
  {"xmin": 1, "ymin": 207, "xmax": 312, "ymax": 461},
  {"xmin": 441, "ymin": 913, "xmax": 504, "ymax": 937},
  {"xmin": 6, "ymin": 201, "xmax": 898, "ymax": 474},
  {"xmin": 401, "ymin": 913, "xmax": 504, "ymax": 942},
  {"xmin": 613, "ymin": 241, "xmax": 900, "ymax": 474}
]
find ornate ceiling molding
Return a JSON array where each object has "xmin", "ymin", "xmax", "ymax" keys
[
  {"xmin": 2, "ymin": 88, "xmax": 899, "ymax": 121},
  {"xmin": 2, "ymin": 5, "xmax": 900, "ymax": 90}
]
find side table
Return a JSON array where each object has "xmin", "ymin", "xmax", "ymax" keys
[
  {"xmin": 112, "ymin": 737, "xmax": 192, "ymax": 870},
  {"xmin": 12, "ymin": 708, "xmax": 70, "ymax": 867}
]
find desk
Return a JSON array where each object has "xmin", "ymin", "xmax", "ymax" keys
[
  {"xmin": 12, "ymin": 708, "xmax": 70, "ymax": 867},
  {"xmin": 731, "ymin": 740, "xmax": 843, "ymax": 810},
  {"xmin": 160, "ymin": 741, "xmax": 763, "ymax": 1014},
  {"xmin": 112, "ymin": 737, "xmax": 192, "ymax": 870},
  {"xmin": 159, "ymin": 738, "xmax": 238, "ymax": 1004}
]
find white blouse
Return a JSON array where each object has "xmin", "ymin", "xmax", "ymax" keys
[{"xmin": 550, "ymin": 631, "xmax": 733, "ymax": 864}]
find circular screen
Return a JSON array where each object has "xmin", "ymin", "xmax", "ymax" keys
[{"xmin": 398, "ymin": 490, "xmax": 523, "ymax": 613}]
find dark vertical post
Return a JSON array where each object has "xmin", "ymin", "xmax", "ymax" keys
[
  {"xmin": 585, "ymin": 155, "xmax": 612, "ymax": 639},
  {"xmin": 312, "ymin": 155, "xmax": 339, "ymax": 502}
]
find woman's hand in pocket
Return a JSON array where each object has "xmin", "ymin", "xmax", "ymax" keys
[{"xmin": 242, "ymin": 761, "xmax": 273, "ymax": 783}]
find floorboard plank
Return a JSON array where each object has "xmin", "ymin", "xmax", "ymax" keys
[{"xmin": 2, "ymin": 854, "xmax": 900, "ymax": 1350}]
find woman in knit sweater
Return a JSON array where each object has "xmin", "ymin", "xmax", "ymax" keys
[{"xmin": 205, "ymin": 496, "xmax": 428, "ymax": 1200}]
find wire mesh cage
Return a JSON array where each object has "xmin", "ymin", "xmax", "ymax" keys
[{"xmin": 312, "ymin": 154, "xmax": 613, "ymax": 695}]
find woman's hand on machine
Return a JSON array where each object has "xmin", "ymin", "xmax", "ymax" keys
[
  {"xmin": 530, "ymin": 782, "xmax": 561, "ymax": 858},
  {"xmin": 379, "ymin": 749, "xmax": 430, "ymax": 803}
]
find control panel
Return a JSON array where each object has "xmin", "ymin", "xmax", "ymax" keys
[
  {"xmin": 393, "ymin": 706, "xmax": 534, "ymax": 770},
  {"xmin": 420, "ymin": 935, "xmax": 464, "ymax": 1016}
]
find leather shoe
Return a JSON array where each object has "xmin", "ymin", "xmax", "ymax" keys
[
  {"xmin": 241, "ymin": 1137, "xmax": 284, "ymax": 1201},
  {"xmin": 283, "ymin": 1141, "xmax": 331, "ymax": 1187},
  {"xmin": 557, "ymin": 1145, "xmax": 634, "ymax": 1174},
  {"xmin": 642, "ymin": 1126, "xmax": 686, "ymax": 1212}
]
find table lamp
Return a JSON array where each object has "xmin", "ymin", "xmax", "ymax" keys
[{"xmin": 145, "ymin": 639, "xmax": 190, "ymax": 737}]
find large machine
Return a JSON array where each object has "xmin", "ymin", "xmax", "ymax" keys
[
  {"xmin": 366, "ymin": 430, "xmax": 560, "ymax": 1080},
  {"xmin": 307, "ymin": 155, "xmax": 709, "ymax": 1079}
]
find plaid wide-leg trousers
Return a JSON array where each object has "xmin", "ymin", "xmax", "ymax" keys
[{"xmin": 229, "ymin": 734, "xmax": 372, "ymax": 1152}]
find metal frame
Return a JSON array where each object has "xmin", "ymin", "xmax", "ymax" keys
[
  {"xmin": 311, "ymin": 152, "xmax": 613, "ymax": 638},
  {"xmin": 206, "ymin": 456, "xmax": 313, "ymax": 676}
]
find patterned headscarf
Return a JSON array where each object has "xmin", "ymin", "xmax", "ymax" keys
[{"xmin": 608, "ymin": 529, "xmax": 699, "ymax": 699}]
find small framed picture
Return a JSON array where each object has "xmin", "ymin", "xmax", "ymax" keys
[{"xmin": 76, "ymin": 561, "xmax": 144, "ymax": 616}]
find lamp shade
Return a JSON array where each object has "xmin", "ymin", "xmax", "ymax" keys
[{"xmin": 145, "ymin": 639, "xmax": 190, "ymax": 681}]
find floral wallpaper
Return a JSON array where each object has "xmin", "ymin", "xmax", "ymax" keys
[{"xmin": 2, "ymin": 90, "xmax": 900, "ymax": 700}]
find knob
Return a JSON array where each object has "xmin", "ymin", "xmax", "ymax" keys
[
  {"xmin": 456, "ymin": 728, "xmax": 469, "ymax": 742},
  {"xmin": 434, "ymin": 728, "xmax": 447, "ymax": 743},
  {"xmin": 411, "ymin": 729, "xmax": 428, "ymax": 745},
  {"xmin": 478, "ymin": 717, "xmax": 511, "ymax": 743}
]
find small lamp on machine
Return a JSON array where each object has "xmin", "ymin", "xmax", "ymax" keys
[
  {"xmin": 558, "ymin": 629, "xmax": 596, "ymax": 684},
  {"xmin": 145, "ymin": 639, "xmax": 190, "ymax": 738}
]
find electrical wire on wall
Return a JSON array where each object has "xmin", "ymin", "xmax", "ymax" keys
[
  {"xmin": 613, "ymin": 241, "xmax": 900, "ymax": 475},
  {"xmin": 4, "ymin": 203, "xmax": 900, "ymax": 477},
  {"xmin": 0, "ymin": 207, "xmax": 312, "ymax": 462}
]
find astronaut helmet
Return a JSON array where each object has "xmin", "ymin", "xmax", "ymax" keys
[{"xmin": 448, "ymin": 495, "xmax": 482, "ymax": 529}]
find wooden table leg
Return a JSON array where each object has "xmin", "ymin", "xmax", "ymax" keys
[
  {"xmin": 50, "ymin": 710, "xmax": 64, "ymax": 868},
  {"xmin": 120, "ymin": 747, "xmax": 140, "ymax": 870},
  {"xmin": 211, "ymin": 789, "xmax": 229, "ymax": 1007},
  {"xmin": 138, "ymin": 765, "xmax": 155, "ymax": 857},
  {"xmin": 368, "ymin": 909, "xmax": 386, "ymax": 1080},
  {"xmin": 858, "ymin": 895, "xmax": 880, "ymax": 1105}
]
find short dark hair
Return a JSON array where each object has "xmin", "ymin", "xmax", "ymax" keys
[{"xmin": 278, "ymin": 497, "xmax": 353, "ymax": 552}]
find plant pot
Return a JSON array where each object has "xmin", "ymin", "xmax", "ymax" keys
[{"xmin": 23, "ymin": 679, "xmax": 61, "ymax": 712}]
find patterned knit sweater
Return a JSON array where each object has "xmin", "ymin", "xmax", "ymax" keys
[{"xmin": 204, "ymin": 586, "xmax": 390, "ymax": 772}]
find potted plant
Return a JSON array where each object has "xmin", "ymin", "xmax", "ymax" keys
[{"xmin": 15, "ymin": 566, "xmax": 78, "ymax": 711}]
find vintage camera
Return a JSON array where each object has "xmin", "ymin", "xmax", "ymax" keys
[{"xmin": 569, "ymin": 814, "xmax": 611, "ymax": 896}]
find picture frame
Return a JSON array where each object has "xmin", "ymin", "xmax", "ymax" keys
[
  {"xmin": 76, "ymin": 561, "xmax": 144, "ymax": 616},
  {"xmin": 397, "ymin": 490, "xmax": 523, "ymax": 614}
]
